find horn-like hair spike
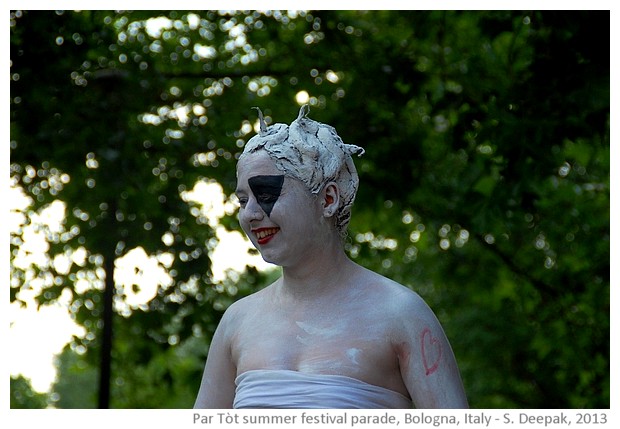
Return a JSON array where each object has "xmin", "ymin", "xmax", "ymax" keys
[
  {"xmin": 252, "ymin": 106, "xmax": 267, "ymax": 134},
  {"xmin": 297, "ymin": 104, "xmax": 310, "ymax": 120}
]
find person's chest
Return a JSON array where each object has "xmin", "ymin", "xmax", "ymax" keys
[{"xmin": 230, "ymin": 308, "xmax": 406, "ymax": 394}]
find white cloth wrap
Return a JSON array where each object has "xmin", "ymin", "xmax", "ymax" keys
[{"xmin": 233, "ymin": 369, "xmax": 412, "ymax": 409}]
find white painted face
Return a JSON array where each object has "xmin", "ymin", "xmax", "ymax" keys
[
  {"xmin": 236, "ymin": 150, "xmax": 329, "ymax": 266},
  {"xmin": 239, "ymin": 105, "xmax": 364, "ymax": 238}
]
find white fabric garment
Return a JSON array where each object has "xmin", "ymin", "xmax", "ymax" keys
[{"xmin": 233, "ymin": 369, "xmax": 412, "ymax": 409}]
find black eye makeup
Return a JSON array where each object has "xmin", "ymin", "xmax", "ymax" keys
[{"xmin": 248, "ymin": 175, "xmax": 285, "ymax": 216}]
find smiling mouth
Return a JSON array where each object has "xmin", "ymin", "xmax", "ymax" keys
[{"xmin": 254, "ymin": 227, "xmax": 280, "ymax": 244}]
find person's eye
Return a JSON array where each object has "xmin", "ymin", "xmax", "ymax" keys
[
  {"xmin": 257, "ymin": 193, "xmax": 278, "ymax": 203},
  {"xmin": 237, "ymin": 197, "xmax": 248, "ymax": 208}
]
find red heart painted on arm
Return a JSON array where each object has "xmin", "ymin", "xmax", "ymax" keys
[{"xmin": 421, "ymin": 327, "xmax": 443, "ymax": 376}]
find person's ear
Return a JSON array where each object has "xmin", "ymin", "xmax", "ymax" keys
[{"xmin": 322, "ymin": 182, "xmax": 340, "ymax": 218}]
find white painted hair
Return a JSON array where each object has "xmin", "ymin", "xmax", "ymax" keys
[{"xmin": 240, "ymin": 105, "xmax": 365, "ymax": 237}]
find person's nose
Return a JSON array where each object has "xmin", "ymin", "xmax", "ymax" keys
[{"xmin": 240, "ymin": 198, "xmax": 264, "ymax": 223}]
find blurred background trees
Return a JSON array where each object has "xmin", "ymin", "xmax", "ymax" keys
[{"xmin": 10, "ymin": 10, "xmax": 609, "ymax": 408}]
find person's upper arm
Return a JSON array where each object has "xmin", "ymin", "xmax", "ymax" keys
[
  {"xmin": 396, "ymin": 292, "xmax": 468, "ymax": 409},
  {"xmin": 193, "ymin": 307, "xmax": 238, "ymax": 409}
]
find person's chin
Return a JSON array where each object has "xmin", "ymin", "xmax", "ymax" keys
[{"xmin": 258, "ymin": 249, "xmax": 283, "ymax": 266}]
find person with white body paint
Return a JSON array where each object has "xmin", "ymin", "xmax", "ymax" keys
[{"xmin": 194, "ymin": 105, "xmax": 468, "ymax": 409}]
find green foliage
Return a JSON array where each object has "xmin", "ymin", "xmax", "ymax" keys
[
  {"xmin": 50, "ymin": 346, "xmax": 98, "ymax": 408},
  {"xmin": 10, "ymin": 10, "xmax": 609, "ymax": 408},
  {"xmin": 10, "ymin": 375, "xmax": 49, "ymax": 409}
]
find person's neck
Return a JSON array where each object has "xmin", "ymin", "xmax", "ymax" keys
[{"xmin": 278, "ymin": 239, "xmax": 356, "ymax": 302}]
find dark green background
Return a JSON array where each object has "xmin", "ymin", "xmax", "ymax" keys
[{"xmin": 10, "ymin": 10, "xmax": 609, "ymax": 408}]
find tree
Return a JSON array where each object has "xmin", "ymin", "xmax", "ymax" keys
[{"xmin": 10, "ymin": 10, "xmax": 609, "ymax": 408}]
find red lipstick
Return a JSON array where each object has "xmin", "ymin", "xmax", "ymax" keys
[{"xmin": 252, "ymin": 227, "xmax": 280, "ymax": 245}]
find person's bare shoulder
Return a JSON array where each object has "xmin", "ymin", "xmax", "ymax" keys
[
  {"xmin": 357, "ymin": 266, "xmax": 439, "ymax": 330},
  {"xmin": 215, "ymin": 280, "xmax": 276, "ymax": 331},
  {"xmin": 358, "ymin": 265, "xmax": 422, "ymax": 301}
]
